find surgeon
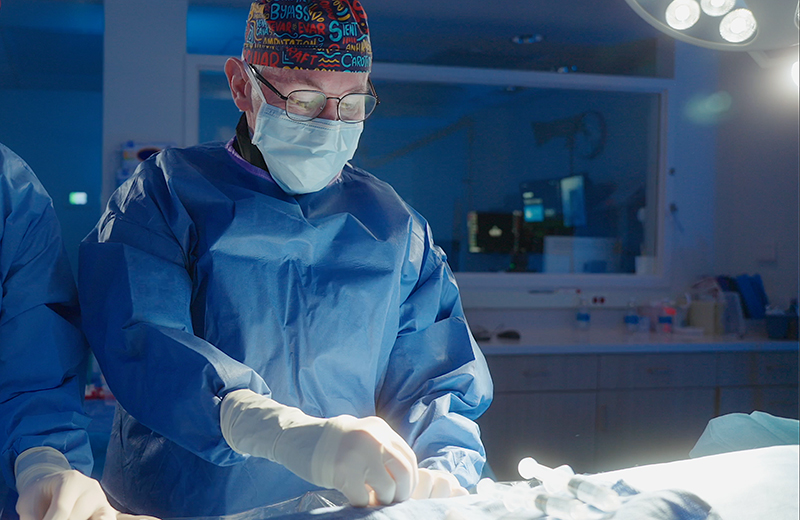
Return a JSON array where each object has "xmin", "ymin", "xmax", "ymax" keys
[
  {"xmin": 78, "ymin": 1, "xmax": 493, "ymax": 518},
  {"xmin": 0, "ymin": 143, "xmax": 118, "ymax": 520}
]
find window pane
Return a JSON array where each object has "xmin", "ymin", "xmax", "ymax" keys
[
  {"xmin": 199, "ymin": 70, "xmax": 240, "ymax": 144},
  {"xmin": 354, "ymin": 81, "xmax": 661, "ymax": 274}
]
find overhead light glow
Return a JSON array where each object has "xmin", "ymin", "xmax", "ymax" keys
[
  {"xmin": 666, "ymin": 0, "xmax": 701, "ymax": 30},
  {"xmin": 700, "ymin": 0, "xmax": 735, "ymax": 17},
  {"xmin": 796, "ymin": 2, "xmax": 799, "ymax": 30},
  {"xmin": 792, "ymin": 61, "xmax": 799, "ymax": 87},
  {"xmin": 720, "ymin": 9, "xmax": 757, "ymax": 43}
]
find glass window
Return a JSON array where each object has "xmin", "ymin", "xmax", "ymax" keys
[
  {"xmin": 354, "ymin": 81, "xmax": 662, "ymax": 275},
  {"xmin": 192, "ymin": 60, "xmax": 666, "ymax": 280},
  {"xmin": 199, "ymin": 70, "xmax": 240, "ymax": 144}
]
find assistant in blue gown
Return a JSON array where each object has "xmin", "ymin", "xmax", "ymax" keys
[
  {"xmin": 0, "ymin": 143, "xmax": 93, "ymax": 510},
  {"xmin": 79, "ymin": 135, "xmax": 494, "ymax": 518}
]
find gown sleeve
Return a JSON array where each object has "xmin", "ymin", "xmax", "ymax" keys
[
  {"xmin": 376, "ymin": 218, "xmax": 494, "ymax": 488},
  {"xmin": 0, "ymin": 147, "xmax": 93, "ymax": 490},
  {"xmin": 78, "ymin": 162, "xmax": 269, "ymax": 467}
]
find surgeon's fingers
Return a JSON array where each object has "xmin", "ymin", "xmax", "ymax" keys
[
  {"xmin": 451, "ymin": 485, "xmax": 469, "ymax": 498},
  {"xmin": 15, "ymin": 491, "xmax": 38, "ymax": 520},
  {"xmin": 434, "ymin": 471, "xmax": 468, "ymax": 499},
  {"xmin": 45, "ymin": 478, "xmax": 109, "ymax": 520},
  {"xmin": 90, "ymin": 505, "xmax": 120, "ymax": 520},
  {"xmin": 411, "ymin": 468, "xmax": 433, "ymax": 500},
  {"xmin": 66, "ymin": 490, "xmax": 116, "ymax": 520},
  {"xmin": 340, "ymin": 477, "xmax": 372, "ymax": 508},
  {"xmin": 365, "ymin": 457, "xmax": 399, "ymax": 506},
  {"xmin": 388, "ymin": 437, "xmax": 418, "ymax": 483},
  {"xmin": 413, "ymin": 469, "xmax": 469, "ymax": 500},
  {"xmin": 41, "ymin": 474, "xmax": 82, "ymax": 520},
  {"xmin": 430, "ymin": 474, "xmax": 456, "ymax": 499},
  {"xmin": 367, "ymin": 489, "xmax": 379, "ymax": 507},
  {"xmin": 382, "ymin": 448, "xmax": 416, "ymax": 502},
  {"xmin": 15, "ymin": 497, "xmax": 41, "ymax": 520},
  {"xmin": 116, "ymin": 515, "xmax": 162, "ymax": 520}
]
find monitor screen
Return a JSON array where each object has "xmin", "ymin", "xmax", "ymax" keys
[
  {"xmin": 517, "ymin": 175, "xmax": 588, "ymax": 255},
  {"xmin": 521, "ymin": 178, "xmax": 561, "ymax": 223},
  {"xmin": 467, "ymin": 212, "xmax": 516, "ymax": 253},
  {"xmin": 560, "ymin": 175, "xmax": 587, "ymax": 228}
]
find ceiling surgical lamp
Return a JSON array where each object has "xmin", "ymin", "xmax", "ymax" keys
[{"xmin": 623, "ymin": 0, "xmax": 799, "ymax": 84}]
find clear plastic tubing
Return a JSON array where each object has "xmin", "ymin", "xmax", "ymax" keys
[
  {"xmin": 533, "ymin": 494, "xmax": 597, "ymax": 520},
  {"xmin": 518, "ymin": 457, "xmax": 622, "ymax": 512},
  {"xmin": 566, "ymin": 476, "xmax": 622, "ymax": 512}
]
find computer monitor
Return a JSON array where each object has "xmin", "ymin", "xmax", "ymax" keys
[
  {"xmin": 560, "ymin": 175, "xmax": 587, "ymax": 228},
  {"xmin": 521, "ymin": 178, "xmax": 561, "ymax": 224},
  {"xmin": 518, "ymin": 176, "xmax": 587, "ymax": 254},
  {"xmin": 467, "ymin": 212, "xmax": 516, "ymax": 253}
]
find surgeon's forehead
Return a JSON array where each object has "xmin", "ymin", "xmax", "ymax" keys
[{"xmin": 260, "ymin": 66, "xmax": 369, "ymax": 94}]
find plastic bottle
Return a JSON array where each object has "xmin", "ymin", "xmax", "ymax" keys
[
  {"xmin": 624, "ymin": 298, "xmax": 639, "ymax": 333},
  {"xmin": 576, "ymin": 298, "xmax": 591, "ymax": 330},
  {"xmin": 657, "ymin": 300, "xmax": 675, "ymax": 334}
]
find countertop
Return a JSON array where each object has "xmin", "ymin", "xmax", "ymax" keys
[{"xmin": 476, "ymin": 328, "xmax": 800, "ymax": 355}]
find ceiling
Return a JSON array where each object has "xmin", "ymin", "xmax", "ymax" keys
[{"xmin": 0, "ymin": 0, "xmax": 664, "ymax": 91}]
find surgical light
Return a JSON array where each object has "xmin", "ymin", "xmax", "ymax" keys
[
  {"xmin": 666, "ymin": 0, "xmax": 701, "ymax": 30},
  {"xmin": 701, "ymin": 0, "xmax": 735, "ymax": 16},
  {"xmin": 623, "ymin": 0, "xmax": 798, "ymax": 51},
  {"xmin": 720, "ymin": 9, "xmax": 757, "ymax": 42},
  {"xmin": 792, "ymin": 61, "xmax": 799, "ymax": 86}
]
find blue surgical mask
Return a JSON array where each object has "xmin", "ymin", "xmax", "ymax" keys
[{"xmin": 246, "ymin": 68, "xmax": 363, "ymax": 195}]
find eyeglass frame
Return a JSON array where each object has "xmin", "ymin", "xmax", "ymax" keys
[{"xmin": 247, "ymin": 62, "xmax": 380, "ymax": 123}]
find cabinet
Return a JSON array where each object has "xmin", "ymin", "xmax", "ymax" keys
[
  {"xmin": 594, "ymin": 388, "xmax": 716, "ymax": 471},
  {"xmin": 477, "ymin": 348, "xmax": 799, "ymax": 480},
  {"xmin": 594, "ymin": 353, "xmax": 717, "ymax": 471},
  {"xmin": 480, "ymin": 392, "xmax": 597, "ymax": 479},
  {"xmin": 478, "ymin": 355, "xmax": 598, "ymax": 479},
  {"xmin": 716, "ymin": 351, "xmax": 800, "ymax": 419}
]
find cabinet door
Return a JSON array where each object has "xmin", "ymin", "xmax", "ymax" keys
[
  {"xmin": 719, "ymin": 387, "xmax": 800, "ymax": 419},
  {"xmin": 595, "ymin": 388, "xmax": 716, "ymax": 472},
  {"xmin": 718, "ymin": 351, "xmax": 799, "ymax": 387},
  {"xmin": 477, "ymin": 392, "xmax": 596, "ymax": 480},
  {"xmin": 599, "ymin": 353, "xmax": 717, "ymax": 389}
]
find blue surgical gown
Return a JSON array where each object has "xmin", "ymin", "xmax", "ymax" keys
[
  {"xmin": 79, "ymin": 141, "xmax": 493, "ymax": 518},
  {"xmin": 0, "ymin": 143, "xmax": 93, "ymax": 492}
]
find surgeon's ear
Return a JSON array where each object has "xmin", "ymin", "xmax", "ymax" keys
[{"xmin": 225, "ymin": 58, "xmax": 253, "ymax": 113}]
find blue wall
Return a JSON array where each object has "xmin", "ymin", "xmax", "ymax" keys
[
  {"xmin": 713, "ymin": 52, "xmax": 800, "ymax": 308},
  {"xmin": 0, "ymin": 89, "xmax": 103, "ymax": 275}
]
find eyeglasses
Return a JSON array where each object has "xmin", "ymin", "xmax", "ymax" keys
[{"xmin": 247, "ymin": 63, "xmax": 380, "ymax": 123}]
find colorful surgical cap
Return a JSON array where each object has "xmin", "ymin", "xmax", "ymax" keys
[{"xmin": 242, "ymin": 0, "xmax": 372, "ymax": 73}]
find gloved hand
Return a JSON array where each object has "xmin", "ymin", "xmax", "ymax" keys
[
  {"xmin": 14, "ymin": 446, "xmax": 117, "ymax": 520},
  {"xmin": 411, "ymin": 469, "xmax": 469, "ymax": 500},
  {"xmin": 220, "ymin": 389, "xmax": 418, "ymax": 507}
]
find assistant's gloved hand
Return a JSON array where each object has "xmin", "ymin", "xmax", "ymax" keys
[
  {"xmin": 411, "ymin": 468, "xmax": 469, "ymax": 500},
  {"xmin": 14, "ymin": 447, "xmax": 117, "ymax": 520},
  {"xmin": 220, "ymin": 389, "xmax": 418, "ymax": 507}
]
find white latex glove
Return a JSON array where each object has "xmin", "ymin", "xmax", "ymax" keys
[
  {"xmin": 14, "ymin": 447, "xmax": 117, "ymax": 520},
  {"xmin": 220, "ymin": 389, "xmax": 418, "ymax": 507},
  {"xmin": 411, "ymin": 468, "xmax": 469, "ymax": 500}
]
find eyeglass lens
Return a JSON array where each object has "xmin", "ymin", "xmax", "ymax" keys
[{"xmin": 286, "ymin": 91, "xmax": 377, "ymax": 123}]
